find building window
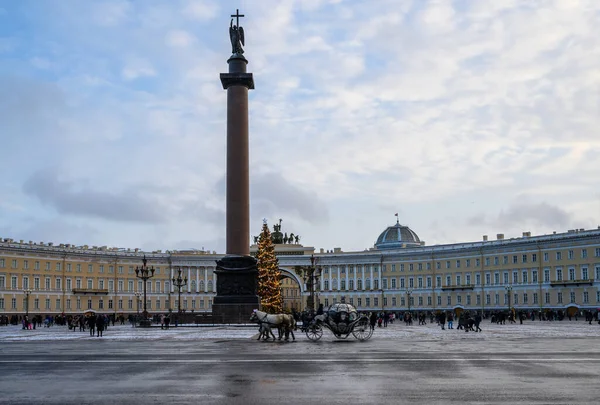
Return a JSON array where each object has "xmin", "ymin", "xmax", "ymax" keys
[
  {"xmin": 557, "ymin": 292, "xmax": 563, "ymax": 304},
  {"xmin": 532, "ymin": 253, "xmax": 537, "ymax": 262},
  {"xmin": 400, "ymin": 264, "xmax": 404, "ymax": 272},
  {"xmin": 45, "ymin": 298, "xmax": 50, "ymax": 309},
  {"xmin": 99, "ymin": 299, "xmax": 104, "ymax": 309},
  {"xmin": 427, "ymin": 296, "xmax": 432, "ymax": 306},
  {"xmin": 568, "ymin": 250, "xmax": 574, "ymax": 260},
  {"xmin": 533, "ymin": 293, "xmax": 538, "ymax": 304},
  {"xmin": 543, "ymin": 252, "xmax": 549, "ymax": 262},
  {"xmin": 486, "ymin": 294, "xmax": 490, "ymax": 305},
  {"xmin": 466, "ymin": 259, "xmax": 470, "ymax": 267},
  {"xmin": 409, "ymin": 264, "xmax": 414, "ymax": 271},
  {"xmin": 495, "ymin": 294, "xmax": 499, "ymax": 305},
  {"xmin": 581, "ymin": 249, "xmax": 587, "ymax": 259},
  {"xmin": 503, "ymin": 256, "xmax": 508, "ymax": 265},
  {"xmin": 582, "ymin": 268, "xmax": 588, "ymax": 280},
  {"xmin": 11, "ymin": 276, "xmax": 18, "ymax": 289},
  {"xmin": 476, "ymin": 258, "xmax": 480, "ymax": 267},
  {"xmin": 418, "ymin": 296, "xmax": 423, "ymax": 306},
  {"xmin": 570, "ymin": 292, "xmax": 575, "ymax": 303},
  {"xmin": 476, "ymin": 295, "xmax": 480, "ymax": 305},
  {"xmin": 365, "ymin": 298, "xmax": 370, "ymax": 307},
  {"xmin": 583, "ymin": 291, "xmax": 589, "ymax": 304},
  {"xmin": 556, "ymin": 268, "xmax": 562, "ymax": 281},
  {"xmin": 408, "ymin": 278, "xmax": 414, "ymax": 288},
  {"xmin": 426, "ymin": 277, "xmax": 432, "ymax": 288},
  {"xmin": 523, "ymin": 293, "xmax": 528, "ymax": 304},
  {"xmin": 456, "ymin": 260, "xmax": 461, "ymax": 268},
  {"xmin": 466, "ymin": 274, "xmax": 471, "ymax": 285},
  {"xmin": 418, "ymin": 263, "xmax": 423, "ymax": 271},
  {"xmin": 595, "ymin": 248, "xmax": 600, "ymax": 257},
  {"xmin": 485, "ymin": 258, "xmax": 490, "ymax": 266},
  {"xmin": 24, "ymin": 260, "xmax": 29, "ymax": 269},
  {"xmin": 11, "ymin": 298, "xmax": 17, "ymax": 309},
  {"xmin": 513, "ymin": 294, "xmax": 518, "ymax": 305},
  {"xmin": 399, "ymin": 278, "xmax": 404, "ymax": 288},
  {"xmin": 119, "ymin": 266, "xmax": 124, "ymax": 274},
  {"xmin": 128, "ymin": 299, "xmax": 133, "ymax": 310},
  {"xmin": 88, "ymin": 264, "xmax": 93, "ymax": 273},
  {"xmin": 503, "ymin": 273, "xmax": 509, "ymax": 284},
  {"xmin": 76, "ymin": 279, "xmax": 81, "ymax": 289},
  {"xmin": 0, "ymin": 258, "xmax": 4, "ymax": 268},
  {"xmin": 532, "ymin": 270, "xmax": 538, "ymax": 283},
  {"xmin": 512, "ymin": 256, "xmax": 517, "ymax": 264},
  {"xmin": 436, "ymin": 262, "xmax": 441, "ymax": 270},
  {"xmin": 88, "ymin": 279, "xmax": 93, "ymax": 289},
  {"xmin": 446, "ymin": 276, "xmax": 451, "ymax": 286},
  {"xmin": 568, "ymin": 268, "xmax": 575, "ymax": 281},
  {"xmin": 349, "ymin": 279, "xmax": 355, "ymax": 289},
  {"xmin": 418, "ymin": 277, "xmax": 423, "ymax": 288},
  {"xmin": 446, "ymin": 261, "xmax": 451, "ymax": 269},
  {"xmin": 544, "ymin": 269, "xmax": 550, "ymax": 282},
  {"xmin": 99, "ymin": 265, "xmax": 104, "ymax": 273},
  {"xmin": 391, "ymin": 279, "xmax": 396, "ymax": 289},
  {"xmin": 437, "ymin": 296, "xmax": 441, "ymax": 306},
  {"xmin": 513, "ymin": 272, "xmax": 518, "ymax": 284},
  {"xmin": 76, "ymin": 264, "xmax": 81, "ymax": 272},
  {"xmin": 556, "ymin": 252, "xmax": 562, "ymax": 261},
  {"xmin": 475, "ymin": 274, "xmax": 481, "ymax": 285},
  {"xmin": 456, "ymin": 275, "xmax": 462, "ymax": 286},
  {"xmin": 11, "ymin": 259, "xmax": 17, "ymax": 269},
  {"xmin": 494, "ymin": 257, "xmax": 499, "ymax": 266},
  {"xmin": 436, "ymin": 276, "xmax": 441, "ymax": 287},
  {"xmin": 447, "ymin": 296, "xmax": 451, "ymax": 306}
]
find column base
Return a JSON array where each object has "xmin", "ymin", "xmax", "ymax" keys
[{"xmin": 212, "ymin": 255, "xmax": 259, "ymax": 324}]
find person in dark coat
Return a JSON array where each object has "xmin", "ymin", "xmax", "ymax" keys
[
  {"xmin": 369, "ymin": 312, "xmax": 377, "ymax": 331},
  {"xmin": 87, "ymin": 314, "xmax": 96, "ymax": 337},
  {"xmin": 316, "ymin": 304, "xmax": 324, "ymax": 316},
  {"xmin": 439, "ymin": 312, "xmax": 446, "ymax": 330},
  {"xmin": 96, "ymin": 315, "xmax": 105, "ymax": 337}
]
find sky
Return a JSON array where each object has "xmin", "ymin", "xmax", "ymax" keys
[{"xmin": 0, "ymin": 0, "xmax": 599, "ymax": 254}]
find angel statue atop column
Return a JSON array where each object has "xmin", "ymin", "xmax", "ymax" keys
[{"xmin": 229, "ymin": 19, "xmax": 245, "ymax": 55}]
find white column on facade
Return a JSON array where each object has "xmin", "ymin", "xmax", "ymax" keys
[
  {"xmin": 336, "ymin": 266, "xmax": 340, "ymax": 291},
  {"xmin": 361, "ymin": 265, "xmax": 365, "ymax": 289},
  {"xmin": 353, "ymin": 266, "xmax": 357, "ymax": 291},
  {"xmin": 369, "ymin": 265, "xmax": 373, "ymax": 288},
  {"xmin": 320, "ymin": 270, "xmax": 324, "ymax": 291},
  {"xmin": 344, "ymin": 265, "xmax": 349, "ymax": 291},
  {"xmin": 212, "ymin": 268, "xmax": 217, "ymax": 293},
  {"xmin": 204, "ymin": 267, "xmax": 208, "ymax": 292},
  {"xmin": 328, "ymin": 266, "xmax": 332, "ymax": 291},
  {"xmin": 196, "ymin": 268, "xmax": 200, "ymax": 293},
  {"xmin": 170, "ymin": 267, "xmax": 175, "ymax": 293},
  {"xmin": 187, "ymin": 267, "xmax": 192, "ymax": 292}
]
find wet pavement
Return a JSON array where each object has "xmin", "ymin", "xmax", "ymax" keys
[{"xmin": 1, "ymin": 323, "xmax": 600, "ymax": 404}]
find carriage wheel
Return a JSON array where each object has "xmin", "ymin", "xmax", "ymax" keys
[
  {"xmin": 306, "ymin": 323, "xmax": 323, "ymax": 341},
  {"xmin": 351, "ymin": 318, "xmax": 373, "ymax": 341}
]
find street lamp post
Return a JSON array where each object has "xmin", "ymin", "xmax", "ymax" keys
[
  {"xmin": 23, "ymin": 289, "xmax": 32, "ymax": 317},
  {"xmin": 379, "ymin": 289, "xmax": 385, "ymax": 312},
  {"xmin": 505, "ymin": 284, "xmax": 513, "ymax": 314},
  {"xmin": 135, "ymin": 255, "xmax": 155, "ymax": 328},
  {"xmin": 294, "ymin": 255, "xmax": 322, "ymax": 311},
  {"xmin": 172, "ymin": 268, "xmax": 188, "ymax": 315},
  {"xmin": 134, "ymin": 292, "xmax": 141, "ymax": 326},
  {"xmin": 406, "ymin": 289, "xmax": 413, "ymax": 313}
]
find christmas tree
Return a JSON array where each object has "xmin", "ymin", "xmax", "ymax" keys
[{"xmin": 256, "ymin": 221, "xmax": 283, "ymax": 313}]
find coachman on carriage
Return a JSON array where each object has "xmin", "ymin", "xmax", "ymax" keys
[{"xmin": 304, "ymin": 303, "xmax": 373, "ymax": 341}]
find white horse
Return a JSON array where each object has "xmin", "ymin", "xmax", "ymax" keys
[
  {"xmin": 257, "ymin": 322, "xmax": 277, "ymax": 341},
  {"xmin": 250, "ymin": 310, "xmax": 296, "ymax": 341}
]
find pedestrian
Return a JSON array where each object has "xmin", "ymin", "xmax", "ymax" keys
[
  {"xmin": 96, "ymin": 315, "xmax": 105, "ymax": 337},
  {"xmin": 474, "ymin": 313, "xmax": 482, "ymax": 332},
  {"xmin": 369, "ymin": 312, "xmax": 377, "ymax": 331},
  {"xmin": 87, "ymin": 314, "xmax": 96, "ymax": 337},
  {"xmin": 439, "ymin": 312, "xmax": 446, "ymax": 330},
  {"xmin": 447, "ymin": 312, "xmax": 454, "ymax": 329}
]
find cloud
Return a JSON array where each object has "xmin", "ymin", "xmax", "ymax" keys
[
  {"xmin": 165, "ymin": 30, "xmax": 196, "ymax": 48},
  {"xmin": 23, "ymin": 170, "xmax": 169, "ymax": 223},
  {"xmin": 497, "ymin": 203, "xmax": 572, "ymax": 229},
  {"xmin": 250, "ymin": 172, "xmax": 329, "ymax": 223}
]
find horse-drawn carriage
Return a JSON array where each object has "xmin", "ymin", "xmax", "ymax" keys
[{"xmin": 304, "ymin": 303, "xmax": 373, "ymax": 341}]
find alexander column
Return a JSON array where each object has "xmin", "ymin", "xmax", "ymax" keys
[{"xmin": 212, "ymin": 9, "xmax": 259, "ymax": 323}]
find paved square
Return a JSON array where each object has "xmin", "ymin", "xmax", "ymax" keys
[{"xmin": 1, "ymin": 321, "xmax": 599, "ymax": 404}]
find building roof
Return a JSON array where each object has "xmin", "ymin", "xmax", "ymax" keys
[{"xmin": 375, "ymin": 220, "xmax": 422, "ymax": 249}]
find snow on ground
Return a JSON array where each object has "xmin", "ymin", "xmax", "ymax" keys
[{"xmin": 1, "ymin": 320, "xmax": 598, "ymax": 342}]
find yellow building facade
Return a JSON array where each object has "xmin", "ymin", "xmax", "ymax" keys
[{"xmin": 1, "ymin": 224, "xmax": 599, "ymax": 317}]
